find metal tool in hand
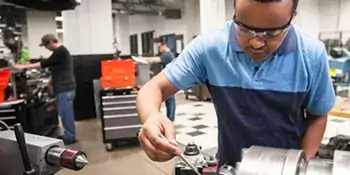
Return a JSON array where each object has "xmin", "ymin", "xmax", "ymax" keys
[{"xmin": 158, "ymin": 134, "xmax": 201, "ymax": 175}]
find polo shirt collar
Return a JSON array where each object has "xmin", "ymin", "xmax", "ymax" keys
[{"xmin": 229, "ymin": 23, "xmax": 297, "ymax": 56}]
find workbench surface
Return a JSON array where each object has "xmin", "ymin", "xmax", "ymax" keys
[{"xmin": 329, "ymin": 97, "xmax": 350, "ymax": 119}]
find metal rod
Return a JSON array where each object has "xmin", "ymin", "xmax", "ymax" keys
[{"xmin": 158, "ymin": 134, "xmax": 201, "ymax": 175}]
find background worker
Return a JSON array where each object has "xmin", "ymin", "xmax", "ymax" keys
[
  {"xmin": 18, "ymin": 44, "xmax": 30, "ymax": 64},
  {"xmin": 136, "ymin": 0, "xmax": 335, "ymax": 167},
  {"xmin": 13, "ymin": 34, "xmax": 77, "ymax": 145},
  {"xmin": 136, "ymin": 37, "xmax": 176, "ymax": 122}
]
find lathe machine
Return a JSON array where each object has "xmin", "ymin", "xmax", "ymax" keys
[
  {"xmin": 175, "ymin": 142, "xmax": 350, "ymax": 175},
  {"xmin": 0, "ymin": 123, "xmax": 88, "ymax": 175},
  {"xmin": 328, "ymin": 47, "xmax": 350, "ymax": 94}
]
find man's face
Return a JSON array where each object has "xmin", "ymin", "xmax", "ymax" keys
[
  {"xmin": 45, "ymin": 41, "xmax": 55, "ymax": 51},
  {"xmin": 235, "ymin": 0, "xmax": 294, "ymax": 61},
  {"xmin": 158, "ymin": 42, "xmax": 167, "ymax": 53}
]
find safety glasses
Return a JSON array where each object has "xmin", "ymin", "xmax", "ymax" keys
[{"xmin": 233, "ymin": 14, "xmax": 293, "ymax": 39}]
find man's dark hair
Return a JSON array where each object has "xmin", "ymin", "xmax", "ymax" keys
[
  {"xmin": 234, "ymin": 0, "xmax": 299, "ymax": 14},
  {"xmin": 155, "ymin": 37, "xmax": 167, "ymax": 45}
]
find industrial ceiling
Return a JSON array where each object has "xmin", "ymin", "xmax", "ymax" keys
[{"xmin": 0, "ymin": 0, "xmax": 80, "ymax": 11}]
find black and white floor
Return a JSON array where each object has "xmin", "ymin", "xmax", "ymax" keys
[{"xmin": 161, "ymin": 101, "xmax": 350, "ymax": 156}]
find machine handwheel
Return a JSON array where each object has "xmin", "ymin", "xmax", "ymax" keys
[{"xmin": 105, "ymin": 143, "xmax": 114, "ymax": 152}]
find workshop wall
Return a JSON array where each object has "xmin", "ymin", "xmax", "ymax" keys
[
  {"xmin": 112, "ymin": 0, "xmax": 235, "ymax": 55},
  {"xmin": 225, "ymin": 0, "xmax": 234, "ymax": 21},
  {"xmin": 123, "ymin": 0, "xmax": 347, "ymax": 50},
  {"xmin": 319, "ymin": 0, "xmax": 350, "ymax": 32},
  {"xmin": 319, "ymin": 0, "xmax": 350, "ymax": 43},
  {"xmin": 21, "ymin": 24, "xmax": 29, "ymax": 49},
  {"xmin": 122, "ymin": 0, "xmax": 200, "ymax": 55},
  {"xmin": 293, "ymin": 0, "xmax": 320, "ymax": 38},
  {"xmin": 26, "ymin": 10, "xmax": 56, "ymax": 59},
  {"xmin": 62, "ymin": 0, "xmax": 114, "ymax": 55},
  {"xmin": 128, "ymin": 14, "xmax": 188, "ymax": 54},
  {"xmin": 113, "ymin": 14, "xmax": 130, "ymax": 55}
]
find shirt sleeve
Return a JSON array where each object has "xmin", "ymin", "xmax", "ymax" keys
[
  {"xmin": 162, "ymin": 35, "xmax": 207, "ymax": 90},
  {"xmin": 305, "ymin": 48, "xmax": 336, "ymax": 116},
  {"xmin": 40, "ymin": 51, "xmax": 63, "ymax": 68}
]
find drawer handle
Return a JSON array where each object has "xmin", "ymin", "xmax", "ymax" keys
[
  {"xmin": 104, "ymin": 114, "xmax": 138, "ymax": 119},
  {"xmin": 104, "ymin": 125, "xmax": 142, "ymax": 131}
]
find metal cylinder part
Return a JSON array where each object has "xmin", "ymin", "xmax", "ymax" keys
[
  {"xmin": 332, "ymin": 150, "xmax": 350, "ymax": 175},
  {"xmin": 206, "ymin": 156, "xmax": 217, "ymax": 166},
  {"xmin": 218, "ymin": 165, "xmax": 236, "ymax": 175},
  {"xmin": 237, "ymin": 146, "xmax": 294, "ymax": 175},
  {"xmin": 236, "ymin": 146, "xmax": 350, "ymax": 175},
  {"xmin": 46, "ymin": 146, "xmax": 88, "ymax": 171},
  {"xmin": 184, "ymin": 142, "xmax": 201, "ymax": 156},
  {"xmin": 46, "ymin": 146, "xmax": 66, "ymax": 166},
  {"xmin": 282, "ymin": 149, "xmax": 306, "ymax": 175},
  {"xmin": 303, "ymin": 159, "xmax": 333, "ymax": 175}
]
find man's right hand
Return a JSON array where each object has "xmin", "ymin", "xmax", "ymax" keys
[{"xmin": 138, "ymin": 113, "xmax": 181, "ymax": 162}]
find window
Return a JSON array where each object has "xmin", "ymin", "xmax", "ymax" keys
[
  {"xmin": 130, "ymin": 34, "xmax": 138, "ymax": 55},
  {"xmin": 141, "ymin": 31, "xmax": 154, "ymax": 56}
]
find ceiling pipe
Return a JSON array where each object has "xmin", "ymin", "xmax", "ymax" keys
[
  {"xmin": 112, "ymin": 0, "xmax": 168, "ymax": 7},
  {"xmin": 112, "ymin": 8, "xmax": 162, "ymax": 16}
]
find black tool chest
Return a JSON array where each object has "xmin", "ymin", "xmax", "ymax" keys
[{"xmin": 99, "ymin": 88, "xmax": 142, "ymax": 151}]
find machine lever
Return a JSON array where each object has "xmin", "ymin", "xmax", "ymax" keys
[{"xmin": 14, "ymin": 123, "xmax": 36, "ymax": 175}]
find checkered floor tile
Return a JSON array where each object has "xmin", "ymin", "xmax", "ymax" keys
[
  {"xmin": 160, "ymin": 102, "xmax": 218, "ymax": 151},
  {"xmin": 161, "ymin": 101, "xmax": 350, "ymax": 154}
]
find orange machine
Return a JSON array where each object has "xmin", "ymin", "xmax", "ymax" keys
[
  {"xmin": 100, "ymin": 59, "xmax": 135, "ymax": 89},
  {"xmin": 0, "ymin": 70, "xmax": 11, "ymax": 102}
]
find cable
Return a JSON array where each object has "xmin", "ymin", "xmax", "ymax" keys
[{"xmin": 0, "ymin": 120, "xmax": 9, "ymax": 131}]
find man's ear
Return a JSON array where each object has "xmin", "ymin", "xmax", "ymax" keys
[{"xmin": 293, "ymin": 12, "xmax": 298, "ymax": 18}]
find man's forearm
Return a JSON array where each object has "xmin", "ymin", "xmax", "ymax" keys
[
  {"xmin": 302, "ymin": 114, "xmax": 327, "ymax": 160},
  {"xmin": 141, "ymin": 56, "xmax": 162, "ymax": 63},
  {"xmin": 23, "ymin": 62, "xmax": 41, "ymax": 69},
  {"xmin": 136, "ymin": 82, "xmax": 163, "ymax": 124},
  {"xmin": 136, "ymin": 73, "xmax": 179, "ymax": 123}
]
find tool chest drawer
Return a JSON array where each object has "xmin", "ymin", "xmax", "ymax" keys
[
  {"xmin": 102, "ymin": 106, "xmax": 137, "ymax": 116},
  {"xmin": 0, "ymin": 109, "xmax": 16, "ymax": 124},
  {"xmin": 104, "ymin": 125, "xmax": 141, "ymax": 140},
  {"xmin": 103, "ymin": 113, "xmax": 140, "ymax": 128},
  {"xmin": 102, "ymin": 100, "xmax": 136, "ymax": 108},
  {"xmin": 102, "ymin": 94, "xmax": 137, "ymax": 103}
]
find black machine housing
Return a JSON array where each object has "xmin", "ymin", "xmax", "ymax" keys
[
  {"xmin": 317, "ymin": 135, "xmax": 350, "ymax": 159},
  {"xmin": 0, "ymin": 70, "xmax": 59, "ymax": 136}
]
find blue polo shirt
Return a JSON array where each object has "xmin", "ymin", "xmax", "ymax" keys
[{"xmin": 163, "ymin": 21, "xmax": 335, "ymax": 166}]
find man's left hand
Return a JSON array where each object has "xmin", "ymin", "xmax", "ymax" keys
[{"xmin": 12, "ymin": 64, "xmax": 25, "ymax": 70}]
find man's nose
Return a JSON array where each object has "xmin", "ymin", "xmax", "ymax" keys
[{"xmin": 249, "ymin": 37, "xmax": 266, "ymax": 49}]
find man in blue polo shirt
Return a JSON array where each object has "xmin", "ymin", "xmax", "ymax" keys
[{"xmin": 136, "ymin": 0, "xmax": 335, "ymax": 167}]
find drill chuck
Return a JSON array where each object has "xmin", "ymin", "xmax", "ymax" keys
[{"xmin": 46, "ymin": 146, "xmax": 88, "ymax": 171}]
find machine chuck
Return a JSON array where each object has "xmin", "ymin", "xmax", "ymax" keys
[{"xmin": 46, "ymin": 146, "xmax": 89, "ymax": 171}]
